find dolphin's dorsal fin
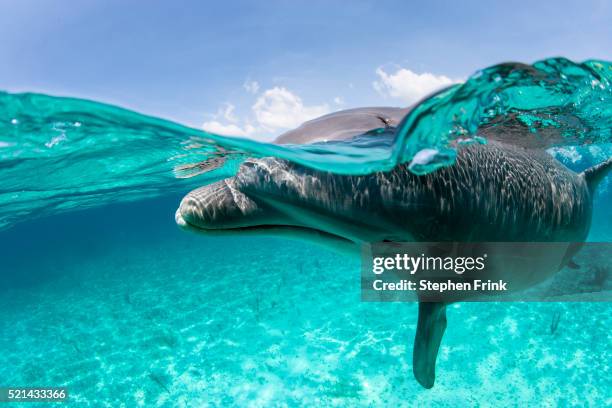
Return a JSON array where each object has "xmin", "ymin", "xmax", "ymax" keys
[{"xmin": 582, "ymin": 157, "xmax": 612, "ymax": 192}]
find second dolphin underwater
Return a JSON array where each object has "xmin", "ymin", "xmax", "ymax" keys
[{"xmin": 175, "ymin": 105, "xmax": 612, "ymax": 388}]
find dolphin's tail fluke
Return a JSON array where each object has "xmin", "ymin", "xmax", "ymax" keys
[
  {"xmin": 583, "ymin": 157, "xmax": 612, "ymax": 192},
  {"xmin": 413, "ymin": 302, "xmax": 447, "ymax": 389}
]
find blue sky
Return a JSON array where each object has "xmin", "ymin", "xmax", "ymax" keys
[{"xmin": 1, "ymin": 0, "xmax": 610, "ymax": 140}]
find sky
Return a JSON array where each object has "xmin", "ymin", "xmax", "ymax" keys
[{"xmin": 1, "ymin": 0, "xmax": 611, "ymax": 141}]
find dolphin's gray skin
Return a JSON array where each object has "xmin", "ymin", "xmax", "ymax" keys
[
  {"xmin": 274, "ymin": 107, "xmax": 411, "ymax": 144},
  {"xmin": 175, "ymin": 107, "xmax": 612, "ymax": 388}
]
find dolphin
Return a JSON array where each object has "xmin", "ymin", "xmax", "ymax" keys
[{"xmin": 175, "ymin": 106, "xmax": 612, "ymax": 388}]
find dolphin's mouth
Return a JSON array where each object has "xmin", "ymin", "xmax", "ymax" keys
[
  {"xmin": 175, "ymin": 202, "xmax": 359, "ymax": 258},
  {"xmin": 176, "ymin": 208, "xmax": 340, "ymax": 237},
  {"xmin": 175, "ymin": 204, "xmax": 350, "ymax": 242}
]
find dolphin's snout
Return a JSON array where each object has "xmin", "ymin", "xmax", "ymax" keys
[{"xmin": 176, "ymin": 178, "xmax": 262, "ymax": 230}]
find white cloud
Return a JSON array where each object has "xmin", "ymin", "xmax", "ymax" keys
[
  {"xmin": 219, "ymin": 103, "xmax": 238, "ymax": 122},
  {"xmin": 203, "ymin": 86, "xmax": 333, "ymax": 141},
  {"xmin": 252, "ymin": 87, "xmax": 329, "ymax": 130},
  {"xmin": 202, "ymin": 103, "xmax": 254, "ymax": 137},
  {"xmin": 373, "ymin": 67, "xmax": 459, "ymax": 104},
  {"xmin": 243, "ymin": 79, "xmax": 260, "ymax": 94},
  {"xmin": 202, "ymin": 120, "xmax": 255, "ymax": 137}
]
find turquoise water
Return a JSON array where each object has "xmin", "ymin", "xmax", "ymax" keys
[
  {"xmin": 1, "ymin": 198, "xmax": 610, "ymax": 406},
  {"xmin": 1, "ymin": 58, "xmax": 611, "ymax": 406}
]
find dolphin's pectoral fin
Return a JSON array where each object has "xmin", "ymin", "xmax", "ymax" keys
[
  {"xmin": 567, "ymin": 259, "xmax": 581, "ymax": 269},
  {"xmin": 413, "ymin": 302, "xmax": 447, "ymax": 389}
]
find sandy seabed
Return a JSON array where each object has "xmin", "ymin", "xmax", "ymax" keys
[{"xmin": 0, "ymin": 203, "xmax": 610, "ymax": 407}]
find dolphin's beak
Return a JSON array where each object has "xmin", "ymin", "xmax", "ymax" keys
[{"xmin": 176, "ymin": 178, "xmax": 265, "ymax": 230}]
